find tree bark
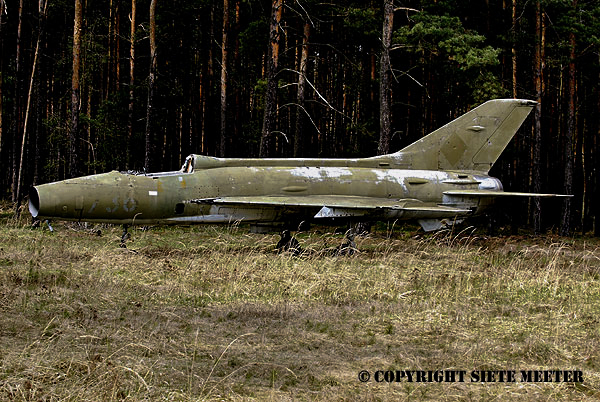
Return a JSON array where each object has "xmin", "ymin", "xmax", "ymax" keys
[
  {"xmin": 511, "ymin": 0, "xmax": 517, "ymax": 99},
  {"xmin": 233, "ymin": 0, "xmax": 241, "ymax": 153},
  {"xmin": 532, "ymin": 0, "xmax": 543, "ymax": 233},
  {"xmin": 560, "ymin": 2, "xmax": 577, "ymax": 235},
  {"xmin": 11, "ymin": 0, "xmax": 24, "ymax": 201},
  {"xmin": 107, "ymin": 0, "xmax": 114, "ymax": 97},
  {"xmin": 70, "ymin": 0, "xmax": 83, "ymax": 178},
  {"xmin": 378, "ymin": 0, "xmax": 394, "ymax": 155},
  {"xmin": 16, "ymin": 0, "xmax": 48, "ymax": 210},
  {"xmin": 115, "ymin": 1, "xmax": 120, "ymax": 92},
  {"xmin": 0, "ymin": 0, "xmax": 5, "ymax": 185},
  {"xmin": 259, "ymin": 0, "xmax": 282, "ymax": 158},
  {"xmin": 127, "ymin": 0, "xmax": 136, "ymax": 167},
  {"xmin": 220, "ymin": 0, "xmax": 230, "ymax": 157},
  {"xmin": 34, "ymin": 60, "xmax": 42, "ymax": 186},
  {"xmin": 596, "ymin": 55, "xmax": 600, "ymax": 237},
  {"xmin": 294, "ymin": 21, "xmax": 310, "ymax": 158},
  {"xmin": 145, "ymin": 0, "xmax": 157, "ymax": 172}
]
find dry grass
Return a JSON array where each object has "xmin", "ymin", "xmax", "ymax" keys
[{"xmin": 1, "ymin": 213, "xmax": 600, "ymax": 400}]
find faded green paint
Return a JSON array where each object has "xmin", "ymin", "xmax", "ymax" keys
[{"xmin": 29, "ymin": 99, "xmax": 570, "ymax": 231}]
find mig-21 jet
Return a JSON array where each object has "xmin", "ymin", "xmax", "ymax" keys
[{"xmin": 29, "ymin": 99, "xmax": 569, "ymax": 237}]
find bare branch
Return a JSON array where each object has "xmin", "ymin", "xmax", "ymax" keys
[
  {"xmin": 278, "ymin": 102, "xmax": 322, "ymax": 135},
  {"xmin": 282, "ymin": 68, "xmax": 346, "ymax": 117},
  {"xmin": 294, "ymin": 0, "xmax": 315, "ymax": 27},
  {"xmin": 279, "ymin": 82, "xmax": 298, "ymax": 89},
  {"xmin": 271, "ymin": 131, "xmax": 289, "ymax": 143},
  {"xmin": 391, "ymin": 67, "xmax": 424, "ymax": 87},
  {"xmin": 394, "ymin": 7, "xmax": 420, "ymax": 13}
]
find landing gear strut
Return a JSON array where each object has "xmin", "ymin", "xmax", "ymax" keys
[
  {"xmin": 120, "ymin": 224, "xmax": 130, "ymax": 248},
  {"xmin": 275, "ymin": 230, "xmax": 302, "ymax": 255}
]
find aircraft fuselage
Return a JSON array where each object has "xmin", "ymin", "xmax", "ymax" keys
[
  {"xmin": 29, "ymin": 164, "xmax": 500, "ymax": 226},
  {"xmin": 30, "ymin": 100, "xmax": 567, "ymax": 231}
]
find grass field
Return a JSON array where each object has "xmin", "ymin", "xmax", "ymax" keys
[{"xmin": 1, "ymin": 208, "xmax": 600, "ymax": 400}]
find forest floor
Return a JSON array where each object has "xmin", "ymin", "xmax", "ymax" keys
[{"xmin": 1, "ymin": 206, "xmax": 600, "ymax": 401}]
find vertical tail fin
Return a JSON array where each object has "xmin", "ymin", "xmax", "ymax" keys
[{"xmin": 394, "ymin": 99, "xmax": 536, "ymax": 173}]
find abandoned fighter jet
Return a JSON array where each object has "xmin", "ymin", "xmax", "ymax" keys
[{"xmin": 29, "ymin": 99, "xmax": 569, "ymax": 234}]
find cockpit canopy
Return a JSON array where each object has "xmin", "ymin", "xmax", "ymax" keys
[
  {"xmin": 180, "ymin": 155, "xmax": 195, "ymax": 173},
  {"xmin": 180, "ymin": 154, "xmax": 225, "ymax": 173}
]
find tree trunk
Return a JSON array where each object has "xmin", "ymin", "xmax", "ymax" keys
[
  {"xmin": 233, "ymin": 0, "xmax": 241, "ymax": 154},
  {"xmin": 0, "ymin": 0, "xmax": 5, "ymax": 187},
  {"xmin": 532, "ymin": 0, "xmax": 543, "ymax": 233},
  {"xmin": 107, "ymin": 0, "xmax": 114, "ymax": 97},
  {"xmin": 127, "ymin": 0, "xmax": 136, "ymax": 167},
  {"xmin": 259, "ymin": 0, "xmax": 282, "ymax": 158},
  {"xmin": 114, "ymin": 1, "xmax": 120, "ymax": 92},
  {"xmin": 511, "ymin": 0, "xmax": 517, "ymax": 99},
  {"xmin": 596, "ymin": 55, "xmax": 600, "ymax": 237},
  {"xmin": 294, "ymin": 21, "xmax": 310, "ymax": 158},
  {"xmin": 70, "ymin": 0, "xmax": 83, "ymax": 178},
  {"xmin": 11, "ymin": 0, "xmax": 24, "ymax": 201},
  {"xmin": 0, "ymin": 0, "xmax": 5, "ymax": 171},
  {"xmin": 220, "ymin": 0, "xmax": 230, "ymax": 157},
  {"xmin": 16, "ymin": 0, "xmax": 48, "ymax": 210},
  {"xmin": 145, "ymin": 0, "xmax": 157, "ymax": 172},
  {"xmin": 34, "ymin": 59, "xmax": 42, "ymax": 186},
  {"xmin": 560, "ymin": 4, "xmax": 577, "ymax": 235},
  {"xmin": 378, "ymin": 0, "xmax": 394, "ymax": 155}
]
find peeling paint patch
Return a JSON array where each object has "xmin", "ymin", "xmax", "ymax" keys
[{"xmin": 289, "ymin": 167, "xmax": 353, "ymax": 179}]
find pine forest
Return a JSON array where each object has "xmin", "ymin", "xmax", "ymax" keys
[{"xmin": 1, "ymin": 0, "xmax": 599, "ymax": 234}]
